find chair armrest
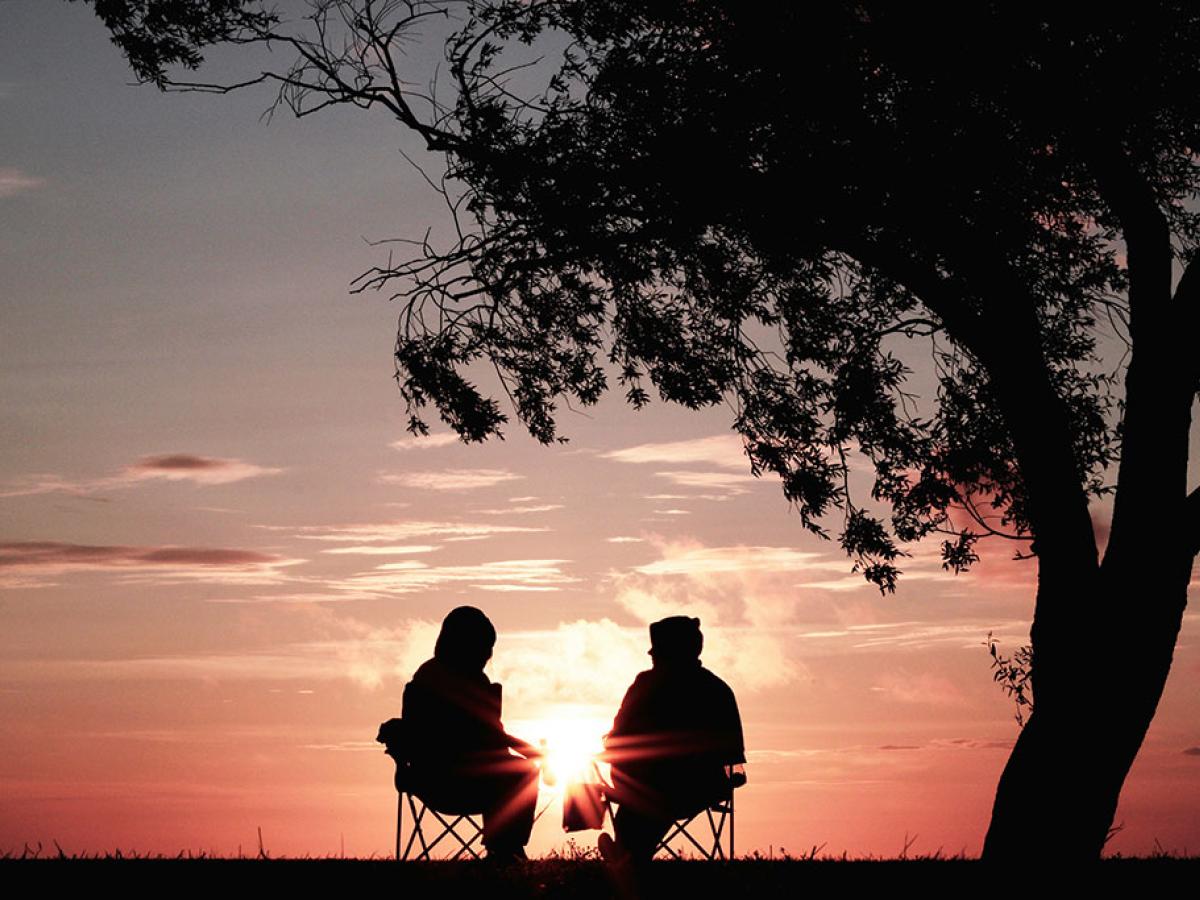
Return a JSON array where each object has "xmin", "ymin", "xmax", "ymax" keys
[{"xmin": 376, "ymin": 717, "xmax": 406, "ymax": 755}]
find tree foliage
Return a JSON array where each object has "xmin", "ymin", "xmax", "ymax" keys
[{"xmin": 80, "ymin": 1, "xmax": 1200, "ymax": 594}]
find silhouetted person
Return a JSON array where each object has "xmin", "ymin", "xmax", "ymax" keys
[
  {"xmin": 382, "ymin": 606, "xmax": 540, "ymax": 862},
  {"xmin": 601, "ymin": 616, "xmax": 745, "ymax": 863}
]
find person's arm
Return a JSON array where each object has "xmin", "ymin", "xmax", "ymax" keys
[
  {"xmin": 601, "ymin": 674, "xmax": 647, "ymax": 763},
  {"xmin": 504, "ymin": 732, "xmax": 544, "ymax": 759},
  {"xmin": 720, "ymin": 682, "xmax": 747, "ymax": 765}
]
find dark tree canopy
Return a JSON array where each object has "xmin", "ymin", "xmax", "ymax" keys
[
  {"xmin": 83, "ymin": 0, "xmax": 1200, "ymax": 858},
  {"xmin": 78, "ymin": 2, "xmax": 1200, "ymax": 587}
]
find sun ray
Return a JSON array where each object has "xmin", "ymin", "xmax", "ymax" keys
[{"xmin": 512, "ymin": 708, "xmax": 610, "ymax": 787}]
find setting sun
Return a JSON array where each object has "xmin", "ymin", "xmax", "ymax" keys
[{"xmin": 517, "ymin": 710, "xmax": 610, "ymax": 787}]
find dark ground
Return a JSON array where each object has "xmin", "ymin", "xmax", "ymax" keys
[{"xmin": 3, "ymin": 858, "xmax": 1198, "ymax": 897}]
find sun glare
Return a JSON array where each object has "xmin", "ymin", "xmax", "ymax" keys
[{"xmin": 519, "ymin": 711, "xmax": 609, "ymax": 786}]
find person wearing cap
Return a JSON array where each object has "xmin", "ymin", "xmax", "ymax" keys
[
  {"xmin": 600, "ymin": 616, "xmax": 746, "ymax": 862},
  {"xmin": 391, "ymin": 606, "xmax": 542, "ymax": 863}
]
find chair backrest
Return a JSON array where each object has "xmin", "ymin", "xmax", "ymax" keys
[{"xmin": 376, "ymin": 717, "xmax": 416, "ymax": 794}]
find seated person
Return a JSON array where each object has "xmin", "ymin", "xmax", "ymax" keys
[
  {"xmin": 381, "ymin": 606, "xmax": 541, "ymax": 862},
  {"xmin": 601, "ymin": 616, "xmax": 745, "ymax": 862}
]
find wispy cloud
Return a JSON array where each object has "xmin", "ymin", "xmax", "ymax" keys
[
  {"xmin": 0, "ymin": 541, "xmax": 302, "ymax": 586},
  {"xmin": 282, "ymin": 520, "xmax": 547, "ymax": 543},
  {"xmin": 339, "ymin": 558, "xmax": 578, "ymax": 594},
  {"xmin": 602, "ymin": 434, "xmax": 748, "ymax": 469},
  {"xmin": 4, "ymin": 618, "xmax": 441, "ymax": 690},
  {"xmin": 871, "ymin": 670, "xmax": 970, "ymax": 707},
  {"xmin": 125, "ymin": 454, "xmax": 282, "ymax": 485},
  {"xmin": 205, "ymin": 591, "xmax": 385, "ymax": 604},
  {"xmin": 0, "ymin": 542, "xmax": 285, "ymax": 569},
  {"xmin": 0, "ymin": 167, "xmax": 44, "ymax": 198},
  {"xmin": 390, "ymin": 433, "xmax": 462, "ymax": 451},
  {"xmin": 380, "ymin": 469, "xmax": 523, "ymax": 491},
  {"xmin": 609, "ymin": 540, "xmax": 833, "ymax": 690},
  {"xmin": 475, "ymin": 504, "xmax": 565, "ymax": 516},
  {"xmin": 632, "ymin": 544, "xmax": 846, "ymax": 578},
  {"xmin": 654, "ymin": 470, "xmax": 758, "ymax": 492},
  {"xmin": 603, "ymin": 436, "xmax": 760, "ymax": 500},
  {"xmin": 0, "ymin": 454, "xmax": 282, "ymax": 498},
  {"xmin": 843, "ymin": 621, "xmax": 1028, "ymax": 652},
  {"xmin": 319, "ymin": 545, "xmax": 438, "ymax": 556}
]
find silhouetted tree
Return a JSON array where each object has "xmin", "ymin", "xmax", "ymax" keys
[{"xmin": 81, "ymin": 0, "xmax": 1200, "ymax": 860}]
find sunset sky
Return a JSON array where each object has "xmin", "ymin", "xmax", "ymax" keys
[{"xmin": 2, "ymin": 2, "xmax": 1198, "ymax": 859}]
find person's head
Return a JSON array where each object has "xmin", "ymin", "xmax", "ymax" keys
[
  {"xmin": 648, "ymin": 616, "xmax": 703, "ymax": 666},
  {"xmin": 434, "ymin": 606, "xmax": 496, "ymax": 672}
]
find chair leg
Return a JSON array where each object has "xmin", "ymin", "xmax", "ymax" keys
[
  {"xmin": 400, "ymin": 796, "xmax": 410, "ymax": 859},
  {"xmin": 658, "ymin": 812, "xmax": 712, "ymax": 859},
  {"xmin": 447, "ymin": 818, "xmax": 484, "ymax": 861},
  {"xmin": 404, "ymin": 794, "xmax": 429, "ymax": 860},
  {"xmin": 423, "ymin": 810, "xmax": 484, "ymax": 860},
  {"xmin": 677, "ymin": 816, "xmax": 715, "ymax": 859},
  {"xmin": 420, "ymin": 810, "xmax": 460, "ymax": 857},
  {"xmin": 706, "ymin": 808, "xmax": 724, "ymax": 860},
  {"xmin": 729, "ymin": 792, "xmax": 735, "ymax": 860},
  {"xmin": 657, "ymin": 802, "xmax": 736, "ymax": 861},
  {"xmin": 398, "ymin": 793, "xmax": 488, "ymax": 861}
]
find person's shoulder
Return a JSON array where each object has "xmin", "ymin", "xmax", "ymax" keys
[
  {"xmin": 412, "ymin": 657, "xmax": 491, "ymax": 688},
  {"xmin": 620, "ymin": 668, "xmax": 655, "ymax": 696},
  {"xmin": 698, "ymin": 666, "xmax": 736, "ymax": 695},
  {"xmin": 411, "ymin": 657, "xmax": 439, "ymax": 681},
  {"xmin": 630, "ymin": 668, "xmax": 660, "ymax": 688}
]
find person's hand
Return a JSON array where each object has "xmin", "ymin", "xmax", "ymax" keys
[{"xmin": 506, "ymin": 733, "xmax": 543, "ymax": 759}]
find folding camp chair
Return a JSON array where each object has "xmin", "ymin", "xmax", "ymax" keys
[
  {"xmin": 591, "ymin": 760, "xmax": 745, "ymax": 860},
  {"xmin": 394, "ymin": 788, "xmax": 485, "ymax": 861},
  {"xmin": 655, "ymin": 781, "xmax": 737, "ymax": 860},
  {"xmin": 377, "ymin": 717, "xmax": 485, "ymax": 861}
]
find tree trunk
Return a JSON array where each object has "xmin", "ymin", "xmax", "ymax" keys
[{"xmin": 981, "ymin": 559, "xmax": 1191, "ymax": 860}]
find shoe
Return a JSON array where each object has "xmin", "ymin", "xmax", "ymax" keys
[
  {"xmin": 597, "ymin": 833, "xmax": 627, "ymax": 864},
  {"xmin": 486, "ymin": 845, "xmax": 527, "ymax": 866},
  {"xmin": 598, "ymin": 833, "xmax": 636, "ymax": 900}
]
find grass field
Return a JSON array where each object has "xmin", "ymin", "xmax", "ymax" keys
[{"xmin": 3, "ymin": 856, "xmax": 1197, "ymax": 897}]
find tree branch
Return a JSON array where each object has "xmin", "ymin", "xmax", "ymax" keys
[{"xmin": 840, "ymin": 235, "xmax": 1098, "ymax": 577}]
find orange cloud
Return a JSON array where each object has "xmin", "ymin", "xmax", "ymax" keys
[
  {"xmin": 0, "ymin": 541, "xmax": 285, "ymax": 569},
  {"xmin": 379, "ymin": 469, "xmax": 523, "ymax": 490},
  {"xmin": 0, "ymin": 453, "xmax": 282, "ymax": 497},
  {"xmin": 0, "ymin": 541, "xmax": 303, "ymax": 587},
  {"xmin": 340, "ymin": 558, "xmax": 578, "ymax": 594},
  {"xmin": 125, "ymin": 454, "xmax": 282, "ymax": 484},
  {"xmin": 602, "ymin": 434, "xmax": 748, "ymax": 469},
  {"xmin": 319, "ymin": 545, "xmax": 438, "ymax": 555},
  {"xmin": 0, "ymin": 166, "xmax": 44, "ymax": 197},
  {"xmin": 474, "ymin": 504, "xmax": 565, "ymax": 515},
  {"xmin": 871, "ymin": 671, "xmax": 970, "ymax": 707},
  {"xmin": 283, "ymin": 520, "xmax": 547, "ymax": 542},
  {"xmin": 654, "ymin": 469, "xmax": 759, "ymax": 495},
  {"xmin": 389, "ymin": 433, "xmax": 461, "ymax": 451},
  {"xmin": 611, "ymin": 540, "xmax": 827, "ymax": 689}
]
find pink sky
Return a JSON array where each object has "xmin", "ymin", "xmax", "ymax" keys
[{"xmin": 1, "ymin": 4, "xmax": 1198, "ymax": 859}]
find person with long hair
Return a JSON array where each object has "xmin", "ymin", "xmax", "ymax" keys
[{"xmin": 398, "ymin": 606, "xmax": 541, "ymax": 863}]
